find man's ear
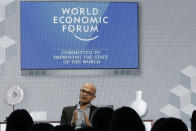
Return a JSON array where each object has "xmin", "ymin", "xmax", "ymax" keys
[{"xmin": 92, "ymin": 95, "xmax": 96, "ymax": 100}]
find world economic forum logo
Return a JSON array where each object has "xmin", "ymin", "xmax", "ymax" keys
[{"xmin": 53, "ymin": 7, "xmax": 109, "ymax": 41}]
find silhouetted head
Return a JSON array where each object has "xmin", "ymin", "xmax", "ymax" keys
[
  {"xmin": 6, "ymin": 109, "xmax": 33, "ymax": 131},
  {"xmin": 51, "ymin": 125, "xmax": 74, "ymax": 131},
  {"xmin": 191, "ymin": 110, "xmax": 196, "ymax": 131},
  {"xmin": 109, "ymin": 106, "xmax": 145, "ymax": 131},
  {"xmin": 91, "ymin": 107, "xmax": 114, "ymax": 131},
  {"xmin": 159, "ymin": 117, "xmax": 188, "ymax": 131},
  {"xmin": 151, "ymin": 118, "xmax": 166, "ymax": 131},
  {"xmin": 31, "ymin": 123, "xmax": 54, "ymax": 131}
]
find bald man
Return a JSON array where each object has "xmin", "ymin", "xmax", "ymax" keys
[{"xmin": 60, "ymin": 83, "xmax": 97, "ymax": 129}]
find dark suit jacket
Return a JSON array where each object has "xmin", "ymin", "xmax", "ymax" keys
[{"xmin": 60, "ymin": 104, "xmax": 97, "ymax": 126}]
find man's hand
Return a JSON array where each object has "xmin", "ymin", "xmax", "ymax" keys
[
  {"xmin": 71, "ymin": 109, "xmax": 78, "ymax": 126},
  {"xmin": 83, "ymin": 112, "xmax": 92, "ymax": 127}
]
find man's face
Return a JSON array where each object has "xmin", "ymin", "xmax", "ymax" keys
[{"xmin": 79, "ymin": 84, "xmax": 96, "ymax": 104}]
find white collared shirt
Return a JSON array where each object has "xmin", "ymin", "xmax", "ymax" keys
[{"xmin": 75, "ymin": 103, "xmax": 91, "ymax": 129}]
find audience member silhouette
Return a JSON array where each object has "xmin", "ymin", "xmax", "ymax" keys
[
  {"xmin": 151, "ymin": 118, "xmax": 166, "ymax": 131},
  {"xmin": 51, "ymin": 125, "xmax": 74, "ymax": 131},
  {"xmin": 6, "ymin": 109, "xmax": 33, "ymax": 131},
  {"xmin": 76, "ymin": 127, "xmax": 95, "ymax": 131},
  {"xmin": 158, "ymin": 117, "xmax": 188, "ymax": 131},
  {"xmin": 91, "ymin": 107, "xmax": 113, "ymax": 131},
  {"xmin": 191, "ymin": 110, "xmax": 196, "ymax": 131},
  {"xmin": 4, "ymin": 107, "xmax": 190, "ymax": 131},
  {"xmin": 31, "ymin": 123, "xmax": 54, "ymax": 131},
  {"xmin": 108, "ymin": 106, "xmax": 145, "ymax": 131}
]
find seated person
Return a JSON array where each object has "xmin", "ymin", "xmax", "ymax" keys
[
  {"xmin": 191, "ymin": 110, "xmax": 196, "ymax": 131},
  {"xmin": 108, "ymin": 106, "xmax": 145, "ymax": 131},
  {"xmin": 6, "ymin": 109, "xmax": 33, "ymax": 131},
  {"xmin": 60, "ymin": 83, "xmax": 97, "ymax": 129},
  {"xmin": 91, "ymin": 107, "xmax": 114, "ymax": 131}
]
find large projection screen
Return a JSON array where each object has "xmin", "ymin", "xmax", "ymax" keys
[{"xmin": 20, "ymin": 1, "xmax": 138, "ymax": 69}]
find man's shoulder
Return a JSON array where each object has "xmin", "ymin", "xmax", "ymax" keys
[
  {"xmin": 63, "ymin": 105, "xmax": 77, "ymax": 111},
  {"xmin": 91, "ymin": 104, "xmax": 97, "ymax": 110},
  {"xmin": 91, "ymin": 104, "xmax": 96, "ymax": 107}
]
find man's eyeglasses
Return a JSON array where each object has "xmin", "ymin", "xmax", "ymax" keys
[{"xmin": 80, "ymin": 89, "xmax": 94, "ymax": 96}]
